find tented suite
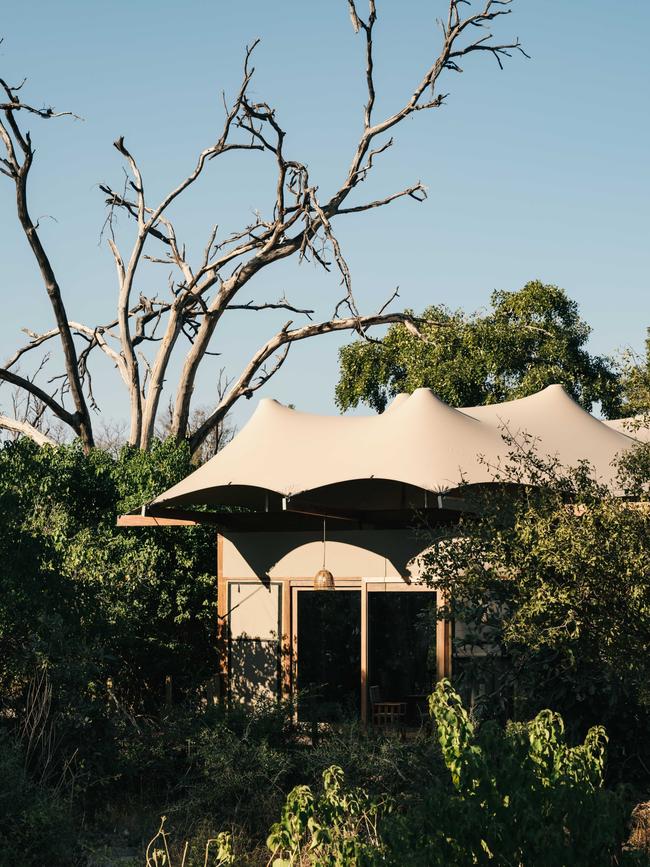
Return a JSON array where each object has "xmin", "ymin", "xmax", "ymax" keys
[{"xmin": 119, "ymin": 386, "xmax": 643, "ymax": 724}]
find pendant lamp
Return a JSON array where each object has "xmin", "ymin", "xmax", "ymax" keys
[{"xmin": 314, "ymin": 518, "xmax": 335, "ymax": 590}]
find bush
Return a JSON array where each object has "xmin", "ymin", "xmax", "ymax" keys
[
  {"xmin": 405, "ymin": 679, "xmax": 633, "ymax": 866},
  {"xmin": 0, "ymin": 732, "xmax": 78, "ymax": 867},
  {"xmin": 0, "ymin": 438, "xmax": 217, "ymax": 812},
  {"xmin": 156, "ymin": 683, "xmax": 642, "ymax": 866},
  {"xmin": 266, "ymin": 764, "xmax": 387, "ymax": 866}
]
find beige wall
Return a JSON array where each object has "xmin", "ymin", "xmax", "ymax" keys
[
  {"xmin": 228, "ymin": 581, "xmax": 282, "ymax": 704},
  {"xmin": 221, "ymin": 529, "xmax": 429, "ymax": 582}
]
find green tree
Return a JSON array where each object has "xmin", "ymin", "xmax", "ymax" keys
[
  {"xmin": 617, "ymin": 328, "xmax": 650, "ymax": 417},
  {"xmin": 419, "ymin": 437, "xmax": 650, "ymax": 782},
  {"xmin": 0, "ymin": 437, "xmax": 216, "ymax": 802},
  {"xmin": 336, "ymin": 281, "xmax": 622, "ymax": 417}
]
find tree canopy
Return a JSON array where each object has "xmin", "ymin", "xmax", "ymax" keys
[
  {"xmin": 617, "ymin": 329, "xmax": 650, "ymax": 417},
  {"xmin": 420, "ymin": 436, "xmax": 650, "ymax": 782},
  {"xmin": 336, "ymin": 281, "xmax": 622, "ymax": 417}
]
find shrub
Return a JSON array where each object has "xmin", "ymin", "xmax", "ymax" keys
[
  {"xmin": 414, "ymin": 679, "xmax": 632, "ymax": 866},
  {"xmin": 266, "ymin": 765, "xmax": 387, "ymax": 866},
  {"xmin": 0, "ymin": 732, "xmax": 78, "ymax": 867},
  {"xmin": 0, "ymin": 438, "xmax": 216, "ymax": 811},
  {"xmin": 155, "ymin": 683, "xmax": 642, "ymax": 866}
]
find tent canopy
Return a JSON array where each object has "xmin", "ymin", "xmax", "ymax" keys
[
  {"xmin": 149, "ymin": 385, "xmax": 638, "ymax": 515},
  {"xmin": 603, "ymin": 415, "xmax": 650, "ymax": 443}
]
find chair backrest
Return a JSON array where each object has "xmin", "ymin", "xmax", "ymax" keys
[{"xmin": 369, "ymin": 685, "xmax": 381, "ymax": 706}]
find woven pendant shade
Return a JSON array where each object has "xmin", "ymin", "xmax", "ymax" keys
[{"xmin": 313, "ymin": 568, "xmax": 335, "ymax": 591}]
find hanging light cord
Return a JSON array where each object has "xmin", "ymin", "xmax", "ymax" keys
[{"xmin": 322, "ymin": 518, "xmax": 326, "ymax": 569}]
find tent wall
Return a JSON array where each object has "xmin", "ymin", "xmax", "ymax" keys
[{"xmin": 228, "ymin": 581, "xmax": 282, "ymax": 704}]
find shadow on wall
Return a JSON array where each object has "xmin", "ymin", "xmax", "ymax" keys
[
  {"xmin": 229, "ymin": 631, "xmax": 287, "ymax": 706},
  {"xmin": 222, "ymin": 529, "xmax": 434, "ymax": 582}
]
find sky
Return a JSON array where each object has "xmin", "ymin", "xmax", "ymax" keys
[{"xmin": 1, "ymin": 0, "xmax": 648, "ymax": 434}]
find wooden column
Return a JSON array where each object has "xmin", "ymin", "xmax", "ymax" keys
[
  {"xmin": 281, "ymin": 579, "xmax": 292, "ymax": 699},
  {"xmin": 436, "ymin": 590, "xmax": 452, "ymax": 680},
  {"xmin": 216, "ymin": 533, "xmax": 229, "ymax": 700}
]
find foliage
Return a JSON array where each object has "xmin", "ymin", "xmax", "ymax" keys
[
  {"xmin": 418, "ymin": 679, "xmax": 627, "ymax": 866},
  {"xmin": 145, "ymin": 816, "xmax": 235, "ymax": 867},
  {"xmin": 0, "ymin": 731, "xmax": 78, "ymax": 867},
  {"xmin": 0, "ymin": 437, "xmax": 216, "ymax": 810},
  {"xmin": 419, "ymin": 436, "xmax": 650, "ymax": 781},
  {"xmin": 617, "ymin": 328, "xmax": 650, "ymax": 417},
  {"xmin": 161, "ymin": 683, "xmax": 640, "ymax": 866},
  {"xmin": 336, "ymin": 281, "xmax": 621, "ymax": 416},
  {"xmin": 140, "ymin": 704, "xmax": 444, "ymax": 861},
  {"xmin": 300, "ymin": 719, "xmax": 444, "ymax": 800},
  {"xmin": 168, "ymin": 704, "xmax": 297, "ymax": 845},
  {"xmin": 266, "ymin": 765, "xmax": 387, "ymax": 866}
]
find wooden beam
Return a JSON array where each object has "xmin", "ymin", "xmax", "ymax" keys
[
  {"xmin": 116, "ymin": 514, "xmax": 199, "ymax": 526},
  {"xmin": 144, "ymin": 506, "xmax": 227, "ymax": 525},
  {"xmin": 117, "ymin": 505, "xmax": 236, "ymax": 527}
]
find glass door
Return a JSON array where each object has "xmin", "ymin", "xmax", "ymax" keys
[
  {"xmin": 367, "ymin": 589, "xmax": 436, "ymax": 724},
  {"xmin": 294, "ymin": 589, "xmax": 361, "ymax": 722}
]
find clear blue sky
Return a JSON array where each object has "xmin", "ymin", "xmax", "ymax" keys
[{"xmin": 1, "ymin": 0, "xmax": 648, "ymax": 430}]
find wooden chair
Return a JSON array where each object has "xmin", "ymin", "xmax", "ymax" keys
[{"xmin": 369, "ymin": 685, "xmax": 406, "ymax": 728}]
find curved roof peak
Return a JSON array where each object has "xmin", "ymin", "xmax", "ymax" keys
[
  {"xmin": 383, "ymin": 392, "xmax": 410, "ymax": 413},
  {"xmin": 393, "ymin": 386, "xmax": 483, "ymax": 430},
  {"xmin": 254, "ymin": 397, "xmax": 288, "ymax": 418}
]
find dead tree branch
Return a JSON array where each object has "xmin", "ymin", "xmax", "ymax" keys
[
  {"xmin": 188, "ymin": 310, "xmax": 423, "ymax": 453},
  {"xmin": 0, "ymin": 414, "xmax": 56, "ymax": 446},
  {"xmin": 0, "ymin": 77, "xmax": 94, "ymax": 449},
  {"xmin": 1, "ymin": 2, "xmax": 525, "ymax": 452},
  {"xmin": 0, "ymin": 367, "xmax": 79, "ymax": 432}
]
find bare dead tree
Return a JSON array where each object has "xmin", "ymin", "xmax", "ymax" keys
[
  {"xmin": 0, "ymin": 2, "xmax": 527, "ymax": 455},
  {"xmin": 0, "ymin": 75, "xmax": 94, "ymax": 449}
]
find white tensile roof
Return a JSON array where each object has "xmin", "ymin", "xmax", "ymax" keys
[
  {"xmin": 602, "ymin": 415, "xmax": 650, "ymax": 443},
  {"xmin": 151, "ymin": 385, "xmax": 640, "ymax": 512}
]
